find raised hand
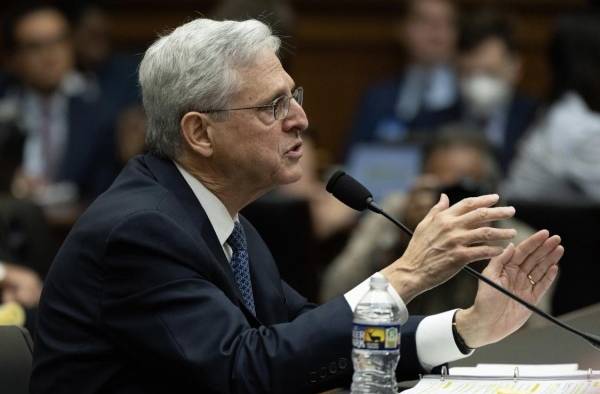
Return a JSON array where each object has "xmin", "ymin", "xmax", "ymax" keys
[
  {"xmin": 455, "ymin": 230, "xmax": 563, "ymax": 348},
  {"xmin": 382, "ymin": 193, "xmax": 516, "ymax": 302}
]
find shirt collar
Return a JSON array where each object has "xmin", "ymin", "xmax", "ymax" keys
[{"xmin": 174, "ymin": 162, "xmax": 238, "ymax": 248}]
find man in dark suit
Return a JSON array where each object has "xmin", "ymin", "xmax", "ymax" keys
[
  {"xmin": 345, "ymin": 0, "xmax": 460, "ymax": 158},
  {"xmin": 31, "ymin": 18, "xmax": 563, "ymax": 393},
  {"xmin": 0, "ymin": 3, "xmax": 118, "ymax": 200}
]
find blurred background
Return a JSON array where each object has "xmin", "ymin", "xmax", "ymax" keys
[{"xmin": 0, "ymin": 0, "xmax": 599, "ymax": 334}]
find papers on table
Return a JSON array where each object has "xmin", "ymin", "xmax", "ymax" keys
[
  {"xmin": 449, "ymin": 363, "xmax": 580, "ymax": 377},
  {"xmin": 404, "ymin": 364, "xmax": 600, "ymax": 394}
]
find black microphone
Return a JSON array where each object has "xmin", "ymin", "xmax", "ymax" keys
[{"xmin": 326, "ymin": 170, "xmax": 600, "ymax": 351}]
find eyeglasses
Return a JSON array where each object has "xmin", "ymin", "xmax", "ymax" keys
[{"xmin": 201, "ymin": 87, "xmax": 303, "ymax": 120}]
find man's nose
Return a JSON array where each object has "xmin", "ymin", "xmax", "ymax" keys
[{"xmin": 283, "ymin": 99, "xmax": 309, "ymax": 133}]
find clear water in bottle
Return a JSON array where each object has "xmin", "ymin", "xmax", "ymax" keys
[{"xmin": 351, "ymin": 273, "xmax": 402, "ymax": 394}]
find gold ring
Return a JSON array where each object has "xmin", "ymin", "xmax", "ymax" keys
[{"xmin": 528, "ymin": 274, "xmax": 536, "ymax": 286}]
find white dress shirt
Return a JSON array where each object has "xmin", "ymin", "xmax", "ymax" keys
[{"xmin": 175, "ymin": 163, "xmax": 472, "ymax": 370}]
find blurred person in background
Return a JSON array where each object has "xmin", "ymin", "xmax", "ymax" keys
[
  {"xmin": 457, "ymin": 10, "xmax": 539, "ymax": 174},
  {"xmin": 67, "ymin": 2, "xmax": 146, "ymax": 166},
  {"xmin": 210, "ymin": 0, "xmax": 294, "ymax": 39},
  {"xmin": 323, "ymin": 129, "xmax": 544, "ymax": 318},
  {"xmin": 0, "ymin": 258, "xmax": 42, "ymax": 311},
  {"xmin": 344, "ymin": 0, "xmax": 459, "ymax": 156},
  {"xmin": 0, "ymin": 254, "xmax": 42, "ymax": 330},
  {"xmin": 0, "ymin": 256, "xmax": 42, "ymax": 334},
  {"xmin": 503, "ymin": 14, "xmax": 600, "ymax": 203},
  {"xmin": 0, "ymin": 2, "xmax": 119, "ymax": 202},
  {"xmin": 0, "ymin": 197, "xmax": 49, "ymax": 334}
]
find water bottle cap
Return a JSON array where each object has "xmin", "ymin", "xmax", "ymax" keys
[{"xmin": 369, "ymin": 272, "xmax": 389, "ymax": 290}]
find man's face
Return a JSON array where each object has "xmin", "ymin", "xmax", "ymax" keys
[
  {"xmin": 209, "ymin": 50, "xmax": 309, "ymax": 192},
  {"xmin": 403, "ymin": 0, "xmax": 456, "ymax": 66},
  {"xmin": 458, "ymin": 38, "xmax": 519, "ymax": 116},
  {"xmin": 13, "ymin": 9, "xmax": 74, "ymax": 93},
  {"xmin": 74, "ymin": 7, "xmax": 111, "ymax": 69},
  {"xmin": 424, "ymin": 145, "xmax": 486, "ymax": 185}
]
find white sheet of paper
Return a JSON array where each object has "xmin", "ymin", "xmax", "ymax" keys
[
  {"xmin": 449, "ymin": 363, "xmax": 580, "ymax": 377},
  {"xmin": 404, "ymin": 376, "xmax": 600, "ymax": 394}
]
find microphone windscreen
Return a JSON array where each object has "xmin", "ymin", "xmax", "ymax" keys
[{"xmin": 326, "ymin": 170, "xmax": 372, "ymax": 211}]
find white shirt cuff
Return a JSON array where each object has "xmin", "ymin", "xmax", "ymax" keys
[
  {"xmin": 415, "ymin": 309, "xmax": 474, "ymax": 371},
  {"xmin": 344, "ymin": 273, "xmax": 409, "ymax": 324}
]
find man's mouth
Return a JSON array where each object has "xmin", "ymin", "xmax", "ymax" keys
[{"xmin": 284, "ymin": 141, "xmax": 303, "ymax": 159}]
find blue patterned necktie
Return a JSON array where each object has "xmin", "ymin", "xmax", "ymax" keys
[{"xmin": 227, "ymin": 221, "xmax": 256, "ymax": 316}]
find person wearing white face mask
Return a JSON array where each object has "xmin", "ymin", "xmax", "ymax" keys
[
  {"xmin": 457, "ymin": 11, "xmax": 539, "ymax": 173},
  {"xmin": 460, "ymin": 72, "xmax": 511, "ymax": 119}
]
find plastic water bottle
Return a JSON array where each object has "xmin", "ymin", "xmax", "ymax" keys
[{"xmin": 351, "ymin": 273, "xmax": 401, "ymax": 394}]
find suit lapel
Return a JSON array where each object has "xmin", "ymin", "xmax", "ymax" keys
[{"xmin": 143, "ymin": 154, "xmax": 261, "ymax": 324}]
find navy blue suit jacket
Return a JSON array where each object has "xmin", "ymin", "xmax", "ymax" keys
[{"xmin": 31, "ymin": 154, "xmax": 426, "ymax": 393}]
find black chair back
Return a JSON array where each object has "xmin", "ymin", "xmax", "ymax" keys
[{"xmin": 0, "ymin": 325, "xmax": 33, "ymax": 394}]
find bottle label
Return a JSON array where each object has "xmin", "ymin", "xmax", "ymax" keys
[{"xmin": 352, "ymin": 323, "xmax": 400, "ymax": 351}]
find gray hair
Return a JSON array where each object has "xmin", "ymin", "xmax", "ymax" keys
[{"xmin": 139, "ymin": 18, "xmax": 281, "ymax": 158}]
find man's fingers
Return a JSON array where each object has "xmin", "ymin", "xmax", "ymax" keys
[
  {"xmin": 527, "ymin": 245, "xmax": 564, "ymax": 283},
  {"xmin": 533, "ymin": 264, "xmax": 559, "ymax": 300},
  {"xmin": 462, "ymin": 227, "xmax": 516, "ymax": 245},
  {"xmin": 486, "ymin": 243, "xmax": 515, "ymax": 278},
  {"xmin": 425, "ymin": 193, "xmax": 449, "ymax": 217},
  {"xmin": 458, "ymin": 206, "xmax": 516, "ymax": 227},
  {"xmin": 458, "ymin": 245, "xmax": 505, "ymax": 264},
  {"xmin": 510, "ymin": 230, "xmax": 550, "ymax": 267},
  {"xmin": 520, "ymin": 235, "xmax": 562, "ymax": 274},
  {"xmin": 446, "ymin": 194, "xmax": 500, "ymax": 215}
]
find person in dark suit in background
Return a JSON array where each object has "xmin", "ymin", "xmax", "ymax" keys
[
  {"xmin": 345, "ymin": 0, "xmax": 460, "ymax": 157},
  {"xmin": 456, "ymin": 11, "xmax": 540, "ymax": 173},
  {"xmin": 0, "ymin": 3, "xmax": 119, "ymax": 201},
  {"xmin": 67, "ymin": 2, "xmax": 147, "ymax": 167},
  {"xmin": 31, "ymin": 18, "xmax": 562, "ymax": 394}
]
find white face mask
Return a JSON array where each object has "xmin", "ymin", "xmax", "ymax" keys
[{"xmin": 460, "ymin": 74, "xmax": 511, "ymax": 117}]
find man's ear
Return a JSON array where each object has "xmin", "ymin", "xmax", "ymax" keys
[{"xmin": 180, "ymin": 111, "xmax": 214, "ymax": 157}]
